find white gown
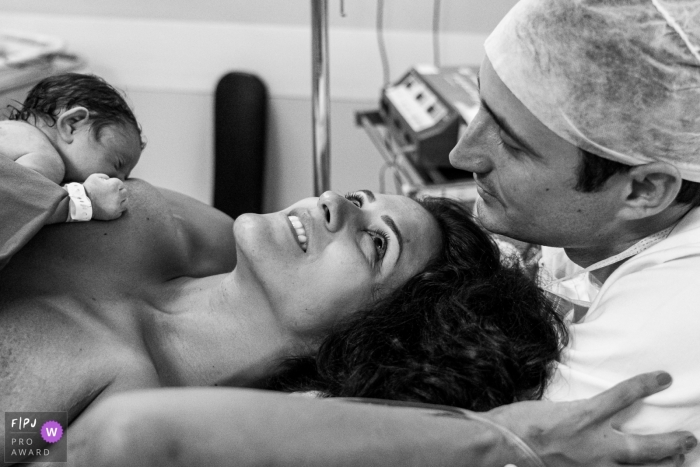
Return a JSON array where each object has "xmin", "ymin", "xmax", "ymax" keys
[{"xmin": 543, "ymin": 207, "xmax": 700, "ymax": 466}]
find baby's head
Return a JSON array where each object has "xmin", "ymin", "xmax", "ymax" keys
[{"xmin": 10, "ymin": 73, "xmax": 145, "ymax": 182}]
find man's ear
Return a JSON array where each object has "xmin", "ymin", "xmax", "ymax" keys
[
  {"xmin": 618, "ymin": 162, "xmax": 682, "ymax": 220},
  {"xmin": 56, "ymin": 107, "xmax": 90, "ymax": 143}
]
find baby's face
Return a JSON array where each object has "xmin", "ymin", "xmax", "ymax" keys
[{"xmin": 63, "ymin": 124, "xmax": 142, "ymax": 182}]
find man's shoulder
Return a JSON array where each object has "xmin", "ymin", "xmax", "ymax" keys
[{"xmin": 589, "ymin": 237, "xmax": 700, "ymax": 321}]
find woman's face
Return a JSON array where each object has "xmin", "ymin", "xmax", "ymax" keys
[{"xmin": 233, "ymin": 190, "xmax": 441, "ymax": 337}]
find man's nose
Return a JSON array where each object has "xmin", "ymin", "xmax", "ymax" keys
[
  {"xmin": 449, "ymin": 109, "xmax": 494, "ymax": 174},
  {"xmin": 318, "ymin": 191, "xmax": 356, "ymax": 233}
]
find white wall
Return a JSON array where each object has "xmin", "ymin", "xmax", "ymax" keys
[
  {"xmin": 0, "ymin": 2, "xmax": 511, "ymax": 211},
  {"xmin": 0, "ymin": 1, "xmax": 517, "ymax": 34}
]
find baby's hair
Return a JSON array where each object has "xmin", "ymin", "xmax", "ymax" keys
[{"xmin": 9, "ymin": 73, "xmax": 144, "ymax": 149}]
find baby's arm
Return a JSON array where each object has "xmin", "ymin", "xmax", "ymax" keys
[{"xmin": 0, "ymin": 120, "xmax": 65, "ymax": 184}]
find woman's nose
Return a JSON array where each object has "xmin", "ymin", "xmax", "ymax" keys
[
  {"xmin": 318, "ymin": 191, "xmax": 356, "ymax": 233},
  {"xmin": 449, "ymin": 109, "xmax": 494, "ymax": 174}
]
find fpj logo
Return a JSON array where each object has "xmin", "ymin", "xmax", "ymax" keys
[{"xmin": 5, "ymin": 412, "xmax": 67, "ymax": 463}]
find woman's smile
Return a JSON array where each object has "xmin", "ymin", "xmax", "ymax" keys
[{"xmin": 287, "ymin": 214, "xmax": 308, "ymax": 252}]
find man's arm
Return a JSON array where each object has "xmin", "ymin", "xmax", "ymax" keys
[
  {"xmin": 70, "ymin": 372, "xmax": 695, "ymax": 467},
  {"xmin": 157, "ymin": 186, "xmax": 237, "ymax": 277}
]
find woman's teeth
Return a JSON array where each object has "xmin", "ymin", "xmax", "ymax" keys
[{"xmin": 288, "ymin": 215, "xmax": 308, "ymax": 252}]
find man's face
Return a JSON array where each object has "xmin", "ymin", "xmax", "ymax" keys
[{"xmin": 449, "ymin": 57, "xmax": 623, "ymax": 249}]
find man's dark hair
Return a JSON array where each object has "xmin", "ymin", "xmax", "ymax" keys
[
  {"xmin": 266, "ymin": 197, "xmax": 567, "ymax": 411},
  {"xmin": 9, "ymin": 72, "xmax": 144, "ymax": 149},
  {"xmin": 576, "ymin": 149, "xmax": 700, "ymax": 207}
]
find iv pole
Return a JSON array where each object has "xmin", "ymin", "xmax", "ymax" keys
[{"xmin": 311, "ymin": 0, "xmax": 331, "ymax": 196}]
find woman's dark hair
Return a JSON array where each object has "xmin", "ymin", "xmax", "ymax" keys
[
  {"xmin": 266, "ymin": 197, "xmax": 567, "ymax": 411},
  {"xmin": 8, "ymin": 72, "xmax": 144, "ymax": 149},
  {"xmin": 577, "ymin": 148, "xmax": 700, "ymax": 207}
]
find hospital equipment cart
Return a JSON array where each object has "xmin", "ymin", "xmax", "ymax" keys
[{"xmin": 355, "ymin": 109, "xmax": 478, "ymax": 204}]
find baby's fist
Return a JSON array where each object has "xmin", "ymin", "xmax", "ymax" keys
[{"xmin": 83, "ymin": 173, "xmax": 128, "ymax": 221}]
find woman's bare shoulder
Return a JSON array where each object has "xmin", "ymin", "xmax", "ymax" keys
[{"xmin": 126, "ymin": 179, "xmax": 236, "ymax": 277}]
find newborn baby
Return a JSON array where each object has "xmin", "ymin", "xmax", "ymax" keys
[{"xmin": 1, "ymin": 72, "xmax": 143, "ymax": 221}]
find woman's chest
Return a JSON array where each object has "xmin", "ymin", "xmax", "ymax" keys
[
  {"xmin": 1, "ymin": 200, "xmax": 189, "ymax": 298},
  {"xmin": 0, "ymin": 299, "xmax": 160, "ymax": 423}
]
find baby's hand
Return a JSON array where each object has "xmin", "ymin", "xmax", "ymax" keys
[{"xmin": 83, "ymin": 173, "xmax": 128, "ymax": 221}]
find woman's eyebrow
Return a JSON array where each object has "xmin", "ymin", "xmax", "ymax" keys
[
  {"xmin": 358, "ymin": 189, "xmax": 403, "ymax": 263},
  {"xmin": 359, "ymin": 189, "xmax": 376, "ymax": 202},
  {"xmin": 381, "ymin": 215, "xmax": 403, "ymax": 263}
]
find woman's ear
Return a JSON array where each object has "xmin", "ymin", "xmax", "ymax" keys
[
  {"xmin": 618, "ymin": 162, "xmax": 682, "ymax": 220},
  {"xmin": 56, "ymin": 107, "xmax": 90, "ymax": 143}
]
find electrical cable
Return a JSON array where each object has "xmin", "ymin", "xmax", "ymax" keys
[
  {"xmin": 379, "ymin": 162, "xmax": 390, "ymax": 193},
  {"xmin": 393, "ymin": 166, "xmax": 403, "ymax": 195},
  {"xmin": 433, "ymin": 0, "xmax": 442, "ymax": 68},
  {"xmin": 377, "ymin": 0, "xmax": 391, "ymax": 87}
]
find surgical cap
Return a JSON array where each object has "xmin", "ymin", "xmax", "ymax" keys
[{"xmin": 485, "ymin": 0, "xmax": 700, "ymax": 182}]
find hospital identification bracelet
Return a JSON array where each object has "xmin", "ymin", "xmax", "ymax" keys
[{"xmin": 63, "ymin": 182, "xmax": 93, "ymax": 222}]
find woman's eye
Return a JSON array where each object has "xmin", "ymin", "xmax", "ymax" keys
[
  {"xmin": 344, "ymin": 192, "xmax": 363, "ymax": 208},
  {"xmin": 369, "ymin": 230, "xmax": 389, "ymax": 261}
]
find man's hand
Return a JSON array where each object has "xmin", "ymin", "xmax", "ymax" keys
[
  {"xmin": 487, "ymin": 371, "xmax": 696, "ymax": 466},
  {"xmin": 83, "ymin": 173, "xmax": 128, "ymax": 221}
]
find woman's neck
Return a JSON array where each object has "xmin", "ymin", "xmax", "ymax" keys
[{"xmin": 144, "ymin": 271, "xmax": 306, "ymax": 388}]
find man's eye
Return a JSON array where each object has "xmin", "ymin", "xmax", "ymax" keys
[
  {"xmin": 499, "ymin": 130, "xmax": 526, "ymax": 152},
  {"xmin": 498, "ymin": 135, "xmax": 521, "ymax": 155},
  {"xmin": 344, "ymin": 192, "xmax": 363, "ymax": 208},
  {"xmin": 498, "ymin": 138, "xmax": 514, "ymax": 150}
]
